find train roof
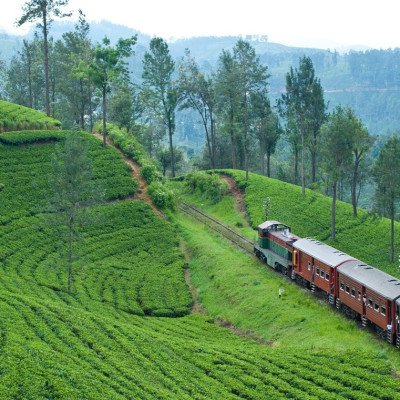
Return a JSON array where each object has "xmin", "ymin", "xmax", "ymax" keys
[
  {"xmin": 338, "ymin": 261, "xmax": 400, "ymax": 301},
  {"xmin": 293, "ymin": 237, "xmax": 354, "ymax": 267},
  {"xmin": 258, "ymin": 221, "xmax": 290, "ymax": 230}
]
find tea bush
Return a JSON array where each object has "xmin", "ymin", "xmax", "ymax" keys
[{"xmin": 0, "ymin": 100, "xmax": 61, "ymax": 131}]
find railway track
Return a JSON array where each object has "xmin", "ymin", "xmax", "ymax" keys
[{"xmin": 179, "ymin": 201, "xmax": 255, "ymax": 255}]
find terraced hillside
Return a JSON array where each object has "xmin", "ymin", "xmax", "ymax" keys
[
  {"xmin": 0, "ymin": 100, "xmax": 62, "ymax": 132},
  {"xmin": 0, "ymin": 118, "xmax": 399, "ymax": 398},
  {"xmin": 217, "ymin": 169, "xmax": 400, "ymax": 277}
]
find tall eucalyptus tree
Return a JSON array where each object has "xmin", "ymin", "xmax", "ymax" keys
[
  {"xmin": 17, "ymin": 0, "xmax": 72, "ymax": 117},
  {"xmin": 233, "ymin": 40, "xmax": 269, "ymax": 180},
  {"xmin": 142, "ymin": 37, "xmax": 178, "ymax": 176}
]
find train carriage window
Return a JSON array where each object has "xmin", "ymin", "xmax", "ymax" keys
[
  {"xmin": 374, "ymin": 301, "xmax": 379, "ymax": 312},
  {"xmin": 351, "ymin": 287, "xmax": 355, "ymax": 297},
  {"xmin": 345, "ymin": 284, "xmax": 350, "ymax": 294},
  {"xmin": 320, "ymin": 269, "xmax": 324, "ymax": 277},
  {"xmin": 316, "ymin": 267, "xmax": 320, "ymax": 276},
  {"xmin": 357, "ymin": 291, "xmax": 361, "ymax": 301},
  {"xmin": 307, "ymin": 261, "xmax": 311, "ymax": 271},
  {"xmin": 340, "ymin": 281, "xmax": 344, "ymax": 291},
  {"xmin": 381, "ymin": 305, "xmax": 386, "ymax": 316},
  {"xmin": 325, "ymin": 271, "xmax": 329, "ymax": 281},
  {"xmin": 368, "ymin": 297, "xmax": 373, "ymax": 308}
]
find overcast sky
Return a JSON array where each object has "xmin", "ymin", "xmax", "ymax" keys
[{"xmin": 1, "ymin": 0, "xmax": 400, "ymax": 50}]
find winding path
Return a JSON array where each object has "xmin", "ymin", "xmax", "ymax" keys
[{"xmin": 92, "ymin": 132, "xmax": 165, "ymax": 218}]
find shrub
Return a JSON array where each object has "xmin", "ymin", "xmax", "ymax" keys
[
  {"xmin": 148, "ymin": 181, "xmax": 175, "ymax": 209},
  {"xmin": 184, "ymin": 171, "xmax": 228, "ymax": 204},
  {"xmin": 140, "ymin": 164, "xmax": 159, "ymax": 184}
]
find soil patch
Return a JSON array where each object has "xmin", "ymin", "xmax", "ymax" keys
[
  {"xmin": 93, "ymin": 132, "xmax": 164, "ymax": 218},
  {"xmin": 220, "ymin": 174, "xmax": 247, "ymax": 214}
]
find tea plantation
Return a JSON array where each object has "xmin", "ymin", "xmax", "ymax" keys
[
  {"xmin": 217, "ymin": 169, "xmax": 400, "ymax": 277},
  {"xmin": 1, "ymin": 118, "xmax": 400, "ymax": 398},
  {"xmin": 0, "ymin": 100, "xmax": 61, "ymax": 131}
]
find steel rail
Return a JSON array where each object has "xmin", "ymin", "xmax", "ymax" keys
[{"xmin": 179, "ymin": 201, "xmax": 255, "ymax": 255}]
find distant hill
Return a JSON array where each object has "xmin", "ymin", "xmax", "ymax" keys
[{"xmin": 1, "ymin": 20, "xmax": 400, "ymax": 136}]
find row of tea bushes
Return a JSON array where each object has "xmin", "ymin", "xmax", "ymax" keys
[
  {"xmin": 100, "ymin": 123, "xmax": 176, "ymax": 209},
  {"xmin": 0, "ymin": 100, "xmax": 61, "ymax": 131},
  {"xmin": 216, "ymin": 169, "xmax": 400, "ymax": 276},
  {"xmin": 0, "ymin": 130, "xmax": 137, "ymax": 224}
]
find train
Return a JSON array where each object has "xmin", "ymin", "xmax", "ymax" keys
[{"xmin": 253, "ymin": 220, "xmax": 400, "ymax": 348}]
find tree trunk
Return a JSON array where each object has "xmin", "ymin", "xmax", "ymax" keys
[
  {"xmin": 244, "ymin": 94, "xmax": 249, "ymax": 181},
  {"xmin": 211, "ymin": 116, "xmax": 216, "ymax": 169},
  {"xmin": 294, "ymin": 146, "xmax": 298, "ymax": 185},
  {"xmin": 351, "ymin": 155, "xmax": 361, "ymax": 217},
  {"xmin": 28, "ymin": 60, "xmax": 33, "ymax": 109},
  {"xmin": 390, "ymin": 200, "xmax": 395, "ymax": 263},
  {"xmin": 311, "ymin": 147, "xmax": 316, "ymax": 183},
  {"xmin": 229, "ymin": 102, "xmax": 236, "ymax": 169},
  {"xmin": 300, "ymin": 119, "xmax": 306, "ymax": 196},
  {"xmin": 102, "ymin": 84, "xmax": 107, "ymax": 148},
  {"xmin": 260, "ymin": 132, "xmax": 265, "ymax": 176},
  {"xmin": 267, "ymin": 153, "xmax": 271, "ymax": 177},
  {"xmin": 89, "ymin": 87, "xmax": 93, "ymax": 133},
  {"xmin": 42, "ymin": 10, "xmax": 50, "ymax": 117},
  {"xmin": 80, "ymin": 78, "xmax": 85, "ymax": 130},
  {"xmin": 332, "ymin": 182, "xmax": 337, "ymax": 241},
  {"xmin": 168, "ymin": 120, "xmax": 175, "ymax": 177}
]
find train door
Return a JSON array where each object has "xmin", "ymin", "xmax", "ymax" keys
[
  {"xmin": 396, "ymin": 302, "xmax": 400, "ymax": 335},
  {"xmin": 311, "ymin": 258, "xmax": 315, "ymax": 284}
]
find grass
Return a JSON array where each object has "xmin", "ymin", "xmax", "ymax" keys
[
  {"xmin": 168, "ymin": 179, "xmax": 400, "ymax": 370},
  {"xmin": 2, "ymin": 126, "xmax": 400, "ymax": 398}
]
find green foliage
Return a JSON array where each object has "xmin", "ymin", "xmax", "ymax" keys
[
  {"xmin": 100, "ymin": 122, "xmax": 148, "ymax": 166},
  {"xmin": 140, "ymin": 163, "xmax": 158, "ymax": 184},
  {"xmin": 218, "ymin": 169, "xmax": 400, "ymax": 276},
  {"xmin": 0, "ymin": 100, "xmax": 61, "ymax": 131},
  {"xmin": 103, "ymin": 122, "xmax": 177, "ymax": 209},
  {"xmin": 184, "ymin": 171, "xmax": 228, "ymax": 203},
  {"xmin": 147, "ymin": 181, "xmax": 175, "ymax": 209},
  {"xmin": 0, "ymin": 130, "xmax": 137, "ymax": 225},
  {"xmin": 1, "ymin": 128, "xmax": 399, "ymax": 397}
]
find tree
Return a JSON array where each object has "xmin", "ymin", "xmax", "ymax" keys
[
  {"xmin": 17, "ymin": 0, "xmax": 72, "ymax": 117},
  {"xmin": 88, "ymin": 36, "xmax": 137, "ymax": 147},
  {"xmin": 306, "ymin": 76, "xmax": 327, "ymax": 183},
  {"xmin": 47, "ymin": 132, "xmax": 104, "ymax": 294},
  {"xmin": 57, "ymin": 10, "xmax": 94, "ymax": 130},
  {"xmin": 320, "ymin": 106, "xmax": 354, "ymax": 241},
  {"xmin": 281, "ymin": 56, "xmax": 323, "ymax": 195},
  {"xmin": 233, "ymin": 40, "xmax": 270, "ymax": 181},
  {"xmin": 178, "ymin": 50, "xmax": 217, "ymax": 168},
  {"xmin": 5, "ymin": 37, "xmax": 43, "ymax": 108},
  {"xmin": 372, "ymin": 133, "xmax": 400, "ymax": 262},
  {"xmin": 346, "ymin": 112, "xmax": 374, "ymax": 216},
  {"xmin": 251, "ymin": 92, "xmax": 281, "ymax": 177},
  {"xmin": 215, "ymin": 49, "xmax": 240, "ymax": 169},
  {"xmin": 142, "ymin": 37, "xmax": 178, "ymax": 177},
  {"xmin": 158, "ymin": 146, "xmax": 183, "ymax": 176}
]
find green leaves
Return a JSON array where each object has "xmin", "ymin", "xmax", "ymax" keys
[{"xmin": 0, "ymin": 100, "xmax": 61, "ymax": 132}]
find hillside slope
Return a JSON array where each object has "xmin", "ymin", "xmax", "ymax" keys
[
  {"xmin": 0, "ymin": 101, "xmax": 399, "ymax": 398},
  {"xmin": 216, "ymin": 169, "xmax": 400, "ymax": 277},
  {"xmin": 3, "ymin": 131, "xmax": 399, "ymax": 399}
]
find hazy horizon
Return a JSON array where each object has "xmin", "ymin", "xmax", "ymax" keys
[{"xmin": 1, "ymin": 0, "xmax": 399, "ymax": 52}]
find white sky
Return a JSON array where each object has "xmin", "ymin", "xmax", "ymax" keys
[{"xmin": 1, "ymin": 0, "xmax": 400, "ymax": 50}]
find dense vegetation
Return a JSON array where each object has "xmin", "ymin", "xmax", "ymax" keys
[
  {"xmin": 0, "ymin": 110, "xmax": 399, "ymax": 397},
  {"xmin": 214, "ymin": 169, "xmax": 400, "ymax": 276},
  {"xmin": 0, "ymin": 100, "xmax": 61, "ymax": 131}
]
